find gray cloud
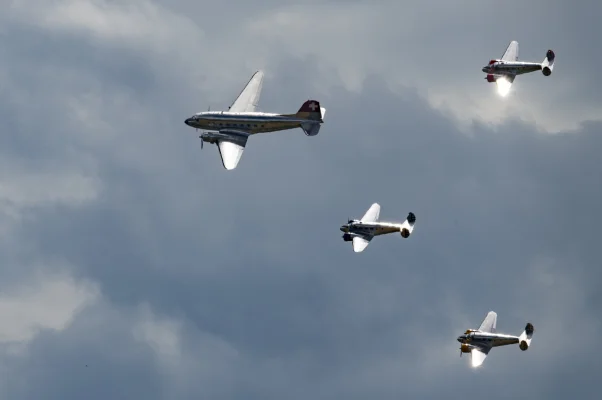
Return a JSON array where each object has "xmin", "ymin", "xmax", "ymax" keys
[{"xmin": 1, "ymin": 1, "xmax": 601, "ymax": 399}]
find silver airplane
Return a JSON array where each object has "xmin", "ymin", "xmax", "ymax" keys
[
  {"xmin": 457, "ymin": 311, "xmax": 535, "ymax": 367},
  {"xmin": 184, "ymin": 70, "xmax": 326, "ymax": 170},
  {"xmin": 482, "ymin": 41, "xmax": 555, "ymax": 96},
  {"xmin": 340, "ymin": 203, "xmax": 416, "ymax": 253}
]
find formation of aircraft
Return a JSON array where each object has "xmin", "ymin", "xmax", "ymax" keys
[
  {"xmin": 339, "ymin": 203, "xmax": 416, "ymax": 253},
  {"xmin": 482, "ymin": 40, "xmax": 555, "ymax": 96},
  {"xmin": 457, "ymin": 311, "xmax": 535, "ymax": 367},
  {"xmin": 185, "ymin": 41, "xmax": 546, "ymax": 368},
  {"xmin": 184, "ymin": 70, "xmax": 326, "ymax": 170}
]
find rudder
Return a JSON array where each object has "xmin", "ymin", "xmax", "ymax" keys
[{"xmin": 296, "ymin": 100, "xmax": 323, "ymax": 121}]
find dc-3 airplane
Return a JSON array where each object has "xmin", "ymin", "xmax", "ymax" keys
[
  {"xmin": 184, "ymin": 70, "xmax": 326, "ymax": 170},
  {"xmin": 457, "ymin": 311, "xmax": 535, "ymax": 368},
  {"xmin": 340, "ymin": 203, "xmax": 416, "ymax": 253},
  {"xmin": 482, "ymin": 41, "xmax": 555, "ymax": 96}
]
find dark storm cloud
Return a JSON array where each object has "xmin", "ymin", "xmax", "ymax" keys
[{"xmin": 1, "ymin": 1, "xmax": 601, "ymax": 399}]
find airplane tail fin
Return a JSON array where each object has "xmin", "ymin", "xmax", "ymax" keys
[
  {"xmin": 400, "ymin": 212, "xmax": 416, "ymax": 238},
  {"xmin": 518, "ymin": 323, "xmax": 534, "ymax": 351},
  {"xmin": 542, "ymin": 50, "xmax": 555, "ymax": 76},
  {"xmin": 294, "ymin": 100, "xmax": 324, "ymax": 136},
  {"xmin": 295, "ymin": 100, "xmax": 324, "ymax": 121}
]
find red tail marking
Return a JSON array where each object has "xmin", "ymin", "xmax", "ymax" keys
[{"xmin": 298, "ymin": 100, "xmax": 321, "ymax": 113}]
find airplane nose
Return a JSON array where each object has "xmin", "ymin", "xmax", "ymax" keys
[
  {"xmin": 340, "ymin": 225, "xmax": 347, "ymax": 232},
  {"xmin": 457, "ymin": 336, "xmax": 463, "ymax": 343},
  {"xmin": 184, "ymin": 118, "xmax": 193, "ymax": 126}
]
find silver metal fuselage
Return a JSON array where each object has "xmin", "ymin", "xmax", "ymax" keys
[
  {"xmin": 340, "ymin": 221, "xmax": 402, "ymax": 237},
  {"xmin": 482, "ymin": 61, "xmax": 542, "ymax": 76},
  {"xmin": 457, "ymin": 331, "xmax": 519, "ymax": 349},
  {"xmin": 184, "ymin": 111, "xmax": 315, "ymax": 135}
]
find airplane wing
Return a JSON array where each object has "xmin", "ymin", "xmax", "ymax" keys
[
  {"xmin": 470, "ymin": 346, "xmax": 491, "ymax": 368},
  {"xmin": 352, "ymin": 235, "xmax": 373, "ymax": 253},
  {"xmin": 495, "ymin": 74, "xmax": 515, "ymax": 95},
  {"xmin": 216, "ymin": 130, "xmax": 249, "ymax": 170},
  {"xmin": 217, "ymin": 141, "xmax": 246, "ymax": 170},
  {"xmin": 360, "ymin": 203, "xmax": 381, "ymax": 223},
  {"xmin": 478, "ymin": 311, "xmax": 497, "ymax": 333},
  {"xmin": 229, "ymin": 70, "xmax": 264, "ymax": 113},
  {"xmin": 501, "ymin": 41, "xmax": 519, "ymax": 61}
]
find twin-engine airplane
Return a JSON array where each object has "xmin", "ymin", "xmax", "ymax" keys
[
  {"xmin": 184, "ymin": 70, "xmax": 326, "ymax": 170},
  {"xmin": 482, "ymin": 41, "xmax": 555, "ymax": 96},
  {"xmin": 340, "ymin": 203, "xmax": 416, "ymax": 253},
  {"xmin": 457, "ymin": 311, "xmax": 535, "ymax": 368}
]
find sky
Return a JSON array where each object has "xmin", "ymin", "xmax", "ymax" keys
[{"xmin": 1, "ymin": 0, "xmax": 601, "ymax": 399}]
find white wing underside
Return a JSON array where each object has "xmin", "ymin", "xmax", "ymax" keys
[
  {"xmin": 361, "ymin": 203, "xmax": 381, "ymax": 223},
  {"xmin": 352, "ymin": 236, "xmax": 372, "ymax": 253},
  {"xmin": 495, "ymin": 41, "xmax": 519, "ymax": 90},
  {"xmin": 229, "ymin": 71, "xmax": 264, "ymax": 113},
  {"xmin": 351, "ymin": 203, "xmax": 381, "ymax": 252},
  {"xmin": 501, "ymin": 41, "xmax": 519, "ymax": 61},
  {"xmin": 217, "ymin": 140, "xmax": 246, "ymax": 170},
  {"xmin": 215, "ymin": 71, "xmax": 263, "ymax": 169},
  {"xmin": 478, "ymin": 311, "xmax": 497, "ymax": 333},
  {"xmin": 471, "ymin": 348, "xmax": 490, "ymax": 367}
]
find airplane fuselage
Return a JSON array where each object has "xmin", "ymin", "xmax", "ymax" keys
[
  {"xmin": 482, "ymin": 61, "xmax": 542, "ymax": 77},
  {"xmin": 457, "ymin": 331, "xmax": 519, "ymax": 349},
  {"xmin": 340, "ymin": 221, "xmax": 403, "ymax": 237},
  {"xmin": 185, "ymin": 111, "xmax": 318, "ymax": 135}
]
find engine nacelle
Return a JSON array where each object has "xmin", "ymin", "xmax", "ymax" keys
[
  {"xmin": 200, "ymin": 132, "xmax": 219, "ymax": 144},
  {"xmin": 460, "ymin": 344, "xmax": 472, "ymax": 353},
  {"xmin": 486, "ymin": 74, "xmax": 497, "ymax": 83},
  {"xmin": 518, "ymin": 322, "xmax": 534, "ymax": 351},
  {"xmin": 541, "ymin": 49, "xmax": 555, "ymax": 76},
  {"xmin": 342, "ymin": 233, "xmax": 353, "ymax": 242}
]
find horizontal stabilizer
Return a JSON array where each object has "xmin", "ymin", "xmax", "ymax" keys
[
  {"xmin": 542, "ymin": 50, "xmax": 555, "ymax": 76},
  {"xmin": 400, "ymin": 212, "xmax": 416, "ymax": 238},
  {"xmin": 518, "ymin": 322, "xmax": 534, "ymax": 351},
  {"xmin": 301, "ymin": 122, "xmax": 321, "ymax": 136}
]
